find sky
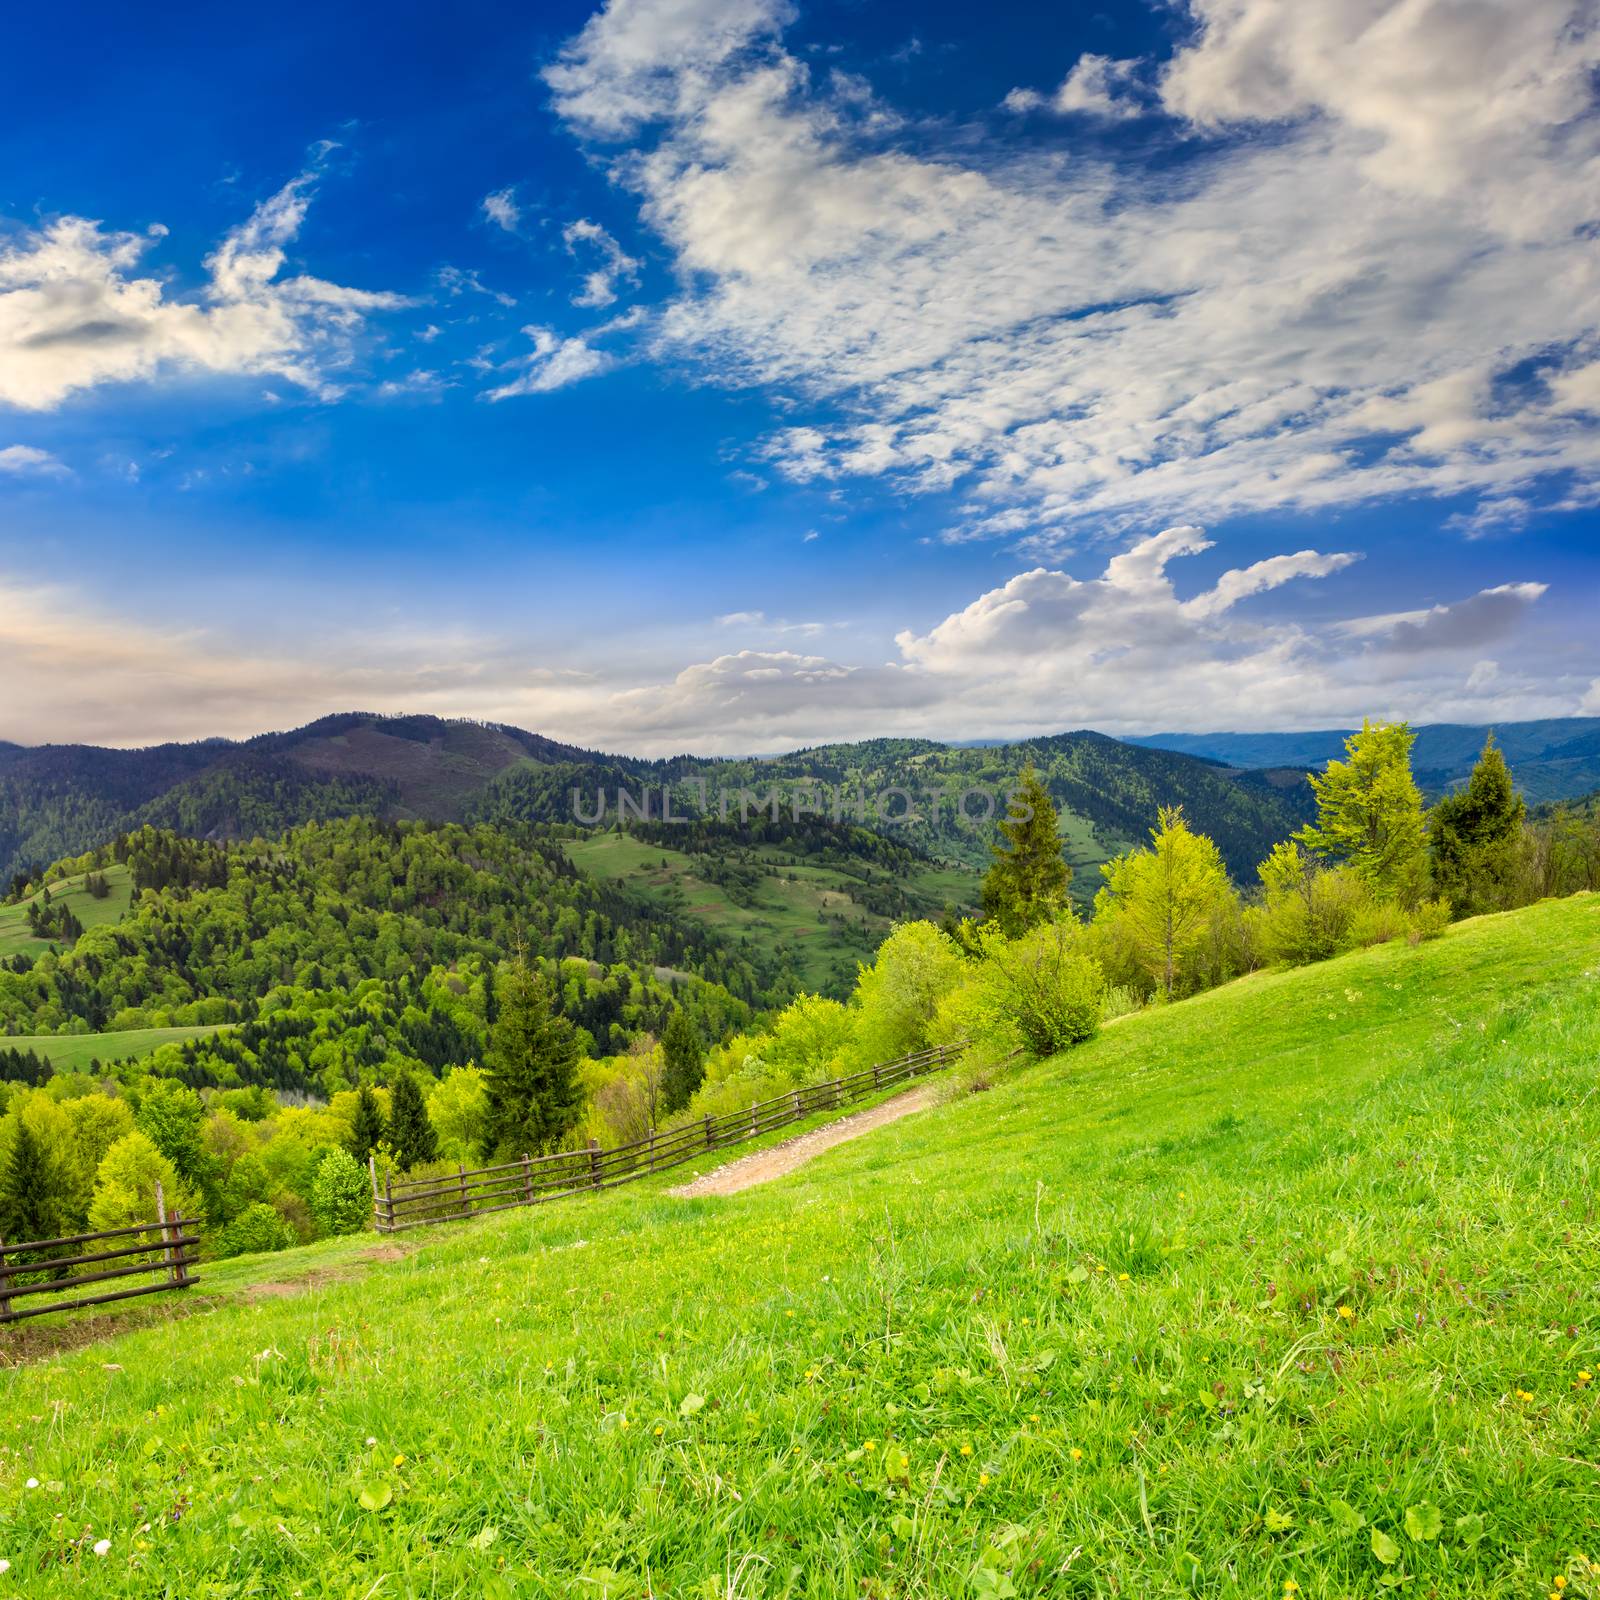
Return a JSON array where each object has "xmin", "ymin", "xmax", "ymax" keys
[{"xmin": 1, "ymin": 0, "xmax": 1598, "ymax": 754}]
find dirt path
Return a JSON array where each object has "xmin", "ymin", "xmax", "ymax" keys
[{"xmin": 667, "ymin": 1082, "xmax": 943, "ymax": 1198}]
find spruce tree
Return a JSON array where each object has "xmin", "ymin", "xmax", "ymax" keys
[
  {"xmin": 483, "ymin": 954, "xmax": 583, "ymax": 1157},
  {"xmin": 982, "ymin": 766, "xmax": 1072, "ymax": 934},
  {"xmin": 387, "ymin": 1071, "xmax": 438, "ymax": 1170},
  {"xmin": 0, "ymin": 1118, "xmax": 66, "ymax": 1245},
  {"xmin": 660, "ymin": 1007, "xmax": 705, "ymax": 1115},
  {"xmin": 1429, "ymin": 733, "xmax": 1526, "ymax": 916},
  {"xmin": 348, "ymin": 1085, "xmax": 388, "ymax": 1163}
]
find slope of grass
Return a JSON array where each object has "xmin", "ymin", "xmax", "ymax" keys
[
  {"xmin": 3, "ymin": 895, "xmax": 1599, "ymax": 1596},
  {"xmin": 1, "ymin": 1024, "xmax": 230, "ymax": 1073},
  {"xmin": 0, "ymin": 863, "xmax": 133, "ymax": 959},
  {"xmin": 566, "ymin": 831, "xmax": 978, "ymax": 994}
]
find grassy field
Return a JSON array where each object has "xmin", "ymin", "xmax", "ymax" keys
[
  {"xmin": 3, "ymin": 895, "xmax": 1599, "ymax": 1595},
  {"xmin": 0, "ymin": 864, "xmax": 133, "ymax": 960},
  {"xmin": 1, "ymin": 1025, "xmax": 230, "ymax": 1073},
  {"xmin": 567, "ymin": 831, "xmax": 978, "ymax": 994}
]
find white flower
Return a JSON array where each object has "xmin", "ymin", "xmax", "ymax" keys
[
  {"xmin": 24, "ymin": 1480, "xmax": 37, "ymax": 1490},
  {"xmin": 365, "ymin": 1436, "xmax": 377, "ymax": 1447},
  {"xmin": 0, "ymin": 1558, "xmax": 11, "ymax": 1574},
  {"xmin": 92, "ymin": 1539, "xmax": 111, "ymax": 1557}
]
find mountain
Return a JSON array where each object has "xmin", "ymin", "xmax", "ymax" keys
[
  {"xmin": 1129, "ymin": 718, "xmax": 1600, "ymax": 803},
  {"xmin": 0, "ymin": 712, "xmax": 1317, "ymax": 894}
]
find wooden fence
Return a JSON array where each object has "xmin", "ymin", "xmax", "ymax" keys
[
  {"xmin": 0, "ymin": 1185, "xmax": 198, "ymax": 1324},
  {"xmin": 373, "ymin": 1041, "xmax": 963, "ymax": 1233}
]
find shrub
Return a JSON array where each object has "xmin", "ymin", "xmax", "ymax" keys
[
  {"xmin": 214, "ymin": 1201, "xmax": 295, "ymax": 1259},
  {"xmin": 852, "ymin": 922, "xmax": 964, "ymax": 1063},
  {"xmin": 310, "ymin": 1147, "xmax": 372, "ymax": 1236}
]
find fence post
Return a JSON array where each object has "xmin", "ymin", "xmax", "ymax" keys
[
  {"xmin": 384, "ymin": 1173, "xmax": 394, "ymax": 1234},
  {"xmin": 155, "ymin": 1180, "xmax": 180, "ymax": 1286},
  {"xmin": 750, "ymin": 1103, "xmax": 759, "ymax": 1139},
  {"xmin": 792, "ymin": 1090, "xmax": 802, "ymax": 1122},
  {"xmin": 0, "ymin": 1235, "xmax": 10, "ymax": 1323},
  {"xmin": 588, "ymin": 1138, "xmax": 603, "ymax": 1189},
  {"xmin": 873, "ymin": 1063, "xmax": 883, "ymax": 1092},
  {"xmin": 369, "ymin": 1154, "xmax": 383, "ymax": 1232},
  {"xmin": 458, "ymin": 1161, "xmax": 470, "ymax": 1216},
  {"xmin": 171, "ymin": 1210, "xmax": 192, "ymax": 1287},
  {"xmin": 647, "ymin": 1128, "xmax": 657, "ymax": 1173},
  {"xmin": 703, "ymin": 1114, "xmax": 713, "ymax": 1150},
  {"xmin": 522, "ymin": 1154, "xmax": 534, "ymax": 1204}
]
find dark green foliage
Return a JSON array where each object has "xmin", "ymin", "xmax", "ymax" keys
[
  {"xmin": 660, "ymin": 1007, "xmax": 706, "ymax": 1115},
  {"xmin": 214, "ymin": 1201, "xmax": 295, "ymax": 1259},
  {"xmin": 0, "ymin": 1048, "xmax": 51, "ymax": 1087},
  {"xmin": 1429, "ymin": 735, "xmax": 1526, "ymax": 917},
  {"xmin": 134, "ymin": 1079, "xmax": 212, "ymax": 1196},
  {"xmin": 0, "ymin": 1118, "xmax": 67, "ymax": 1245},
  {"xmin": 310, "ymin": 1147, "xmax": 373, "ymax": 1237},
  {"xmin": 348, "ymin": 1086, "xmax": 387, "ymax": 1163},
  {"xmin": 484, "ymin": 956, "xmax": 583, "ymax": 1157},
  {"xmin": 982, "ymin": 767, "xmax": 1071, "ymax": 934},
  {"xmin": 387, "ymin": 1071, "xmax": 437, "ymax": 1170}
]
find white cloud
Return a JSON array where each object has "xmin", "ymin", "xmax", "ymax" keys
[
  {"xmin": 1006, "ymin": 54, "xmax": 1145, "ymax": 119},
  {"xmin": 1338, "ymin": 583, "xmax": 1549, "ymax": 654},
  {"xmin": 486, "ymin": 324, "xmax": 614, "ymax": 398},
  {"xmin": 0, "ymin": 444, "xmax": 68, "ymax": 478},
  {"xmin": 542, "ymin": 0, "xmax": 1600, "ymax": 544},
  {"xmin": 482, "ymin": 187, "xmax": 523, "ymax": 232},
  {"xmin": 563, "ymin": 218, "xmax": 642, "ymax": 308},
  {"xmin": 0, "ymin": 171, "xmax": 407, "ymax": 410}
]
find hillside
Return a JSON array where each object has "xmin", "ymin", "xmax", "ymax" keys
[
  {"xmin": 1, "ymin": 712, "xmax": 1321, "ymax": 895},
  {"xmin": 1132, "ymin": 717, "xmax": 1600, "ymax": 802},
  {"xmin": 4, "ymin": 894, "xmax": 1596, "ymax": 1594}
]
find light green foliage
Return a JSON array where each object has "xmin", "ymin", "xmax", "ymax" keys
[
  {"xmin": 215, "ymin": 1201, "xmax": 296, "ymax": 1259},
  {"xmin": 132, "ymin": 1078, "xmax": 210, "ymax": 1194},
  {"xmin": 981, "ymin": 766, "xmax": 1072, "ymax": 934},
  {"xmin": 61, "ymin": 1093, "xmax": 136, "ymax": 1223},
  {"xmin": 1429, "ymin": 734, "xmax": 1526, "ymax": 917},
  {"xmin": 1297, "ymin": 719, "xmax": 1429, "ymax": 905},
  {"xmin": 425, "ymin": 1065, "xmax": 488, "ymax": 1161},
  {"xmin": 852, "ymin": 920, "xmax": 964, "ymax": 1063},
  {"xmin": 87, "ymin": 1129, "xmax": 201, "ymax": 1231},
  {"xmin": 5, "ymin": 895, "xmax": 1598, "ymax": 1595},
  {"xmin": 309, "ymin": 1147, "xmax": 372, "ymax": 1237},
  {"xmin": 1094, "ymin": 806, "xmax": 1237, "ymax": 998}
]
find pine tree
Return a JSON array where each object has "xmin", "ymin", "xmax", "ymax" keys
[
  {"xmin": 348, "ymin": 1085, "xmax": 388, "ymax": 1163},
  {"xmin": 483, "ymin": 954, "xmax": 583, "ymax": 1157},
  {"xmin": 1, "ymin": 1118, "xmax": 66, "ymax": 1245},
  {"xmin": 1428, "ymin": 733, "xmax": 1526, "ymax": 917},
  {"xmin": 660, "ymin": 1007, "xmax": 705, "ymax": 1115},
  {"xmin": 982, "ymin": 766, "xmax": 1072, "ymax": 934},
  {"xmin": 1295, "ymin": 719, "xmax": 1428, "ymax": 905},
  {"xmin": 387, "ymin": 1071, "xmax": 438, "ymax": 1170}
]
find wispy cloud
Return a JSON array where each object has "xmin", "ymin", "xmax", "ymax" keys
[
  {"xmin": 0, "ymin": 444, "xmax": 69, "ymax": 478},
  {"xmin": 563, "ymin": 219, "xmax": 641, "ymax": 308},
  {"xmin": 486, "ymin": 324, "xmax": 614, "ymax": 398},
  {"xmin": 481, "ymin": 187, "xmax": 523, "ymax": 232}
]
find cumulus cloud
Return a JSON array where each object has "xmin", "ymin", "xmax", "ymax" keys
[
  {"xmin": 482, "ymin": 187, "xmax": 523, "ymax": 231},
  {"xmin": 0, "ymin": 171, "xmax": 407, "ymax": 410},
  {"xmin": 563, "ymin": 218, "xmax": 642, "ymax": 308},
  {"xmin": 486, "ymin": 324, "xmax": 614, "ymax": 398},
  {"xmin": 1005, "ymin": 54, "xmax": 1145, "ymax": 119},
  {"xmin": 1338, "ymin": 583, "xmax": 1549, "ymax": 654},
  {"xmin": 540, "ymin": 0, "xmax": 1600, "ymax": 544},
  {"xmin": 0, "ymin": 444, "xmax": 68, "ymax": 478}
]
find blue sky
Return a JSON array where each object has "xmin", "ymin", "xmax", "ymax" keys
[{"xmin": 1, "ymin": 0, "xmax": 1597, "ymax": 752}]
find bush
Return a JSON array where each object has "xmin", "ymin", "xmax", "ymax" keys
[
  {"xmin": 852, "ymin": 922, "xmax": 964, "ymax": 1063},
  {"xmin": 310, "ymin": 1147, "xmax": 372, "ymax": 1237},
  {"xmin": 214, "ymin": 1201, "xmax": 295, "ymax": 1259}
]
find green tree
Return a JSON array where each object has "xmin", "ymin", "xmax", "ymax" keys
[
  {"xmin": 982, "ymin": 767, "xmax": 1072, "ymax": 934},
  {"xmin": 0, "ymin": 1116, "xmax": 68, "ymax": 1244},
  {"xmin": 387, "ymin": 1071, "xmax": 438, "ymax": 1170},
  {"xmin": 427, "ymin": 1066, "xmax": 489, "ymax": 1161},
  {"xmin": 1094, "ymin": 807, "xmax": 1234, "ymax": 999},
  {"xmin": 347, "ymin": 1085, "xmax": 388, "ymax": 1164},
  {"xmin": 1428, "ymin": 734, "xmax": 1526, "ymax": 917},
  {"xmin": 660, "ymin": 1008, "xmax": 706, "ymax": 1115},
  {"xmin": 483, "ymin": 955, "xmax": 583, "ymax": 1157},
  {"xmin": 134, "ymin": 1079, "xmax": 211, "ymax": 1195},
  {"xmin": 310, "ymin": 1147, "xmax": 372, "ymax": 1236},
  {"xmin": 88, "ymin": 1130, "xmax": 202, "ymax": 1232},
  {"xmin": 853, "ymin": 920, "xmax": 964, "ymax": 1062},
  {"xmin": 1296, "ymin": 720, "xmax": 1428, "ymax": 905}
]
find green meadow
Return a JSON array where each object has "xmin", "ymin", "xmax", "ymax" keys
[
  {"xmin": 1, "ymin": 1026, "xmax": 230, "ymax": 1074},
  {"xmin": 3, "ymin": 894, "xmax": 1599, "ymax": 1597},
  {"xmin": 0, "ymin": 865, "xmax": 134, "ymax": 960}
]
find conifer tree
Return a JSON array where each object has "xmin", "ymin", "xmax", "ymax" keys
[
  {"xmin": 0, "ymin": 1118, "xmax": 65, "ymax": 1244},
  {"xmin": 483, "ymin": 954, "xmax": 582, "ymax": 1157},
  {"xmin": 982, "ymin": 766, "xmax": 1072, "ymax": 934},
  {"xmin": 660, "ymin": 1007, "xmax": 705, "ymax": 1115},
  {"xmin": 348, "ymin": 1085, "xmax": 388, "ymax": 1163},
  {"xmin": 1295, "ymin": 719, "xmax": 1428, "ymax": 905},
  {"xmin": 1428, "ymin": 733, "xmax": 1526, "ymax": 916},
  {"xmin": 387, "ymin": 1070, "xmax": 438, "ymax": 1170}
]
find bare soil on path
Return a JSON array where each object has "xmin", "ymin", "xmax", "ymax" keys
[{"xmin": 667, "ymin": 1082, "xmax": 943, "ymax": 1198}]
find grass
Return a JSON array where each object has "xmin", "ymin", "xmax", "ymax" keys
[
  {"xmin": 4, "ymin": 894, "xmax": 1600, "ymax": 1596},
  {"xmin": 1, "ymin": 1025, "xmax": 230, "ymax": 1073},
  {"xmin": 566, "ymin": 831, "xmax": 978, "ymax": 994},
  {"xmin": 0, "ymin": 865, "xmax": 133, "ymax": 960}
]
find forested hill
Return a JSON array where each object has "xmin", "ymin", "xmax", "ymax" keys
[
  {"xmin": 0, "ymin": 818, "xmax": 772, "ymax": 1098},
  {"xmin": 1, "ymin": 710, "xmax": 1321, "ymax": 892}
]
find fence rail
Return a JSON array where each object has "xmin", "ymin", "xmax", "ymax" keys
[
  {"xmin": 373, "ymin": 1041, "xmax": 963, "ymax": 1233},
  {"xmin": 0, "ymin": 1186, "xmax": 198, "ymax": 1324}
]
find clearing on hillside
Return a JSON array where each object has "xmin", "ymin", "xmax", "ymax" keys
[{"xmin": 3, "ymin": 894, "xmax": 1598, "ymax": 1597}]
